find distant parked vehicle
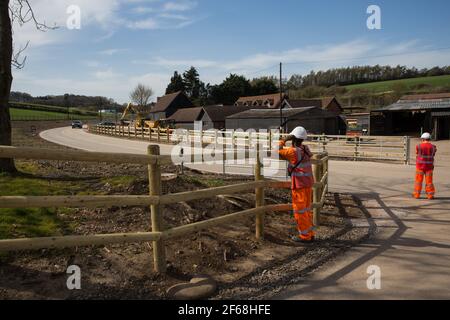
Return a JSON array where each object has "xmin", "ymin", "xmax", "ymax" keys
[
  {"xmin": 71, "ymin": 120, "xmax": 83, "ymax": 129},
  {"xmin": 98, "ymin": 121, "xmax": 116, "ymax": 126}
]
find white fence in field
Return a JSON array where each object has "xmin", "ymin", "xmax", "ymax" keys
[{"xmin": 90, "ymin": 125, "xmax": 411, "ymax": 165}]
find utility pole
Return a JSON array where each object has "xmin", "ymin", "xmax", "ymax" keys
[{"xmin": 279, "ymin": 62, "xmax": 283, "ymax": 132}]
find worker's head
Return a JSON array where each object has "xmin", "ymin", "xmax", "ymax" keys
[
  {"xmin": 292, "ymin": 137, "xmax": 304, "ymax": 147},
  {"xmin": 421, "ymin": 132, "xmax": 432, "ymax": 141},
  {"xmin": 290, "ymin": 127, "xmax": 308, "ymax": 146}
]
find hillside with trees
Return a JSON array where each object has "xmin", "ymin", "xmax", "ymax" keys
[
  {"xmin": 10, "ymin": 91, "xmax": 122, "ymax": 112},
  {"xmin": 286, "ymin": 65, "xmax": 450, "ymax": 89}
]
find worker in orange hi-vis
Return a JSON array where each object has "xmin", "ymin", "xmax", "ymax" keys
[
  {"xmin": 278, "ymin": 127, "xmax": 315, "ymax": 243},
  {"xmin": 413, "ymin": 132, "xmax": 437, "ymax": 200}
]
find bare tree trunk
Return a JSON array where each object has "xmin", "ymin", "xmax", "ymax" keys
[{"xmin": 0, "ymin": 0, "xmax": 16, "ymax": 173}]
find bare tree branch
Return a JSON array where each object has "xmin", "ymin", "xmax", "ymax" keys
[{"xmin": 8, "ymin": 0, "xmax": 58, "ymax": 69}]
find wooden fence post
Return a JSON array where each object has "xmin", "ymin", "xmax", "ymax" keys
[
  {"xmin": 404, "ymin": 136, "xmax": 410, "ymax": 165},
  {"xmin": 269, "ymin": 130, "xmax": 272, "ymax": 150},
  {"xmin": 322, "ymin": 133, "xmax": 326, "ymax": 153},
  {"xmin": 214, "ymin": 130, "xmax": 218, "ymax": 149},
  {"xmin": 312, "ymin": 154, "xmax": 322, "ymax": 227},
  {"xmin": 167, "ymin": 129, "xmax": 170, "ymax": 143},
  {"xmin": 147, "ymin": 145, "xmax": 166, "ymax": 273},
  {"xmin": 354, "ymin": 137, "xmax": 359, "ymax": 161},
  {"xmin": 255, "ymin": 139, "xmax": 264, "ymax": 240},
  {"xmin": 157, "ymin": 127, "xmax": 161, "ymax": 143},
  {"xmin": 323, "ymin": 155, "xmax": 329, "ymax": 194}
]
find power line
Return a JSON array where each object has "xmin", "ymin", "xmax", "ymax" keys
[
  {"xmin": 245, "ymin": 64, "xmax": 280, "ymax": 76},
  {"xmin": 283, "ymin": 46, "xmax": 450, "ymax": 66}
]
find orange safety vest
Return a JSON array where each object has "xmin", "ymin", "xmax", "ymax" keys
[
  {"xmin": 288, "ymin": 146, "xmax": 314, "ymax": 190},
  {"xmin": 416, "ymin": 142, "xmax": 437, "ymax": 171}
]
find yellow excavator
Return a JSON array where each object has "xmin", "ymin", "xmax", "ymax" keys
[{"xmin": 120, "ymin": 103, "xmax": 175, "ymax": 132}]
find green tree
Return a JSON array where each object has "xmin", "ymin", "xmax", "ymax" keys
[
  {"xmin": 251, "ymin": 77, "xmax": 278, "ymax": 95},
  {"xmin": 210, "ymin": 74, "xmax": 252, "ymax": 105},
  {"xmin": 165, "ymin": 71, "xmax": 185, "ymax": 94},
  {"xmin": 183, "ymin": 66, "xmax": 202, "ymax": 99}
]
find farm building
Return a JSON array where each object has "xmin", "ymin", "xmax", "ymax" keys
[
  {"xmin": 148, "ymin": 91, "xmax": 194, "ymax": 121},
  {"xmin": 201, "ymin": 105, "xmax": 265, "ymax": 130},
  {"xmin": 235, "ymin": 93, "xmax": 287, "ymax": 109},
  {"xmin": 168, "ymin": 105, "xmax": 263, "ymax": 130},
  {"xmin": 284, "ymin": 97, "xmax": 344, "ymax": 114},
  {"xmin": 371, "ymin": 93, "xmax": 450, "ymax": 140},
  {"xmin": 225, "ymin": 107, "xmax": 339, "ymax": 134},
  {"xmin": 342, "ymin": 105, "xmax": 368, "ymax": 115},
  {"xmin": 168, "ymin": 107, "xmax": 204, "ymax": 130}
]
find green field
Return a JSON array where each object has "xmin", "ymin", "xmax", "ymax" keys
[
  {"xmin": 10, "ymin": 108, "xmax": 96, "ymax": 121},
  {"xmin": 10, "ymin": 101, "xmax": 97, "ymax": 115},
  {"xmin": 345, "ymin": 75, "xmax": 450, "ymax": 93}
]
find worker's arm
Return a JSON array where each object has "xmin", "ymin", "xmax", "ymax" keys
[
  {"xmin": 278, "ymin": 135, "xmax": 296, "ymax": 162},
  {"xmin": 278, "ymin": 135, "xmax": 294, "ymax": 150}
]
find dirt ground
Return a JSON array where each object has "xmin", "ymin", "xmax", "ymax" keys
[{"xmin": 0, "ymin": 121, "xmax": 371, "ymax": 300}]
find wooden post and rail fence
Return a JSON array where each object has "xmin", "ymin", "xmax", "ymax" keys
[
  {"xmin": 0, "ymin": 145, "xmax": 328, "ymax": 274},
  {"xmin": 89, "ymin": 124, "xmax": 410, "ymax": 164}
]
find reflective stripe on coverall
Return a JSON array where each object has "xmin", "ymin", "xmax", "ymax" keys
[{"xmin": 279, "ymin": 141, "xmax": 315, "ymax": 240}]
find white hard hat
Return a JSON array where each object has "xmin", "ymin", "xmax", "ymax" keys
[
  {"xmin": 421, "ymin": 132, "xmax": 432, "ymax": 140},
  {"xmin": 290, "ymin": 126, "xmax": 308, "ymax": 140}
]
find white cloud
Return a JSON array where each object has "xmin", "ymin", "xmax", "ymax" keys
[
  {"xmin": 127, "ymin": 18, "xmax": 159, "ymax": 30},
  {"xmin": 138, "ymin": 57, "xmax": 218, "ymax": 68},
  {"xmin": 99, "ymin": 48, "xmax": 128, "ymax": 55},
  {"xmin": 12, "ymin": 70, "xmax": 170, "ymax": 104},
  {"xmin": 12, "ymin": 37, "xmax": 450, "ymax": 104},
  {"xmin": 93, "ymin": 68, "xmax": 120, "ymax": 80},
  {"xmin": 11, "ymin": 0, "xmax": 199, "ymax": 48},
  {"xmin": 163, "ymin": 1, "xmax": 197, "ymax": 12}
]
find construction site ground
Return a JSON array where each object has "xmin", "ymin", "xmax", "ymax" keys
[
  {"xmin": 41, "ymin": 125, "xmax": 450, "ymax": 299},
  {"xmin": 0, "ymin": 121, "xmax": 369, "ymax": 299}
]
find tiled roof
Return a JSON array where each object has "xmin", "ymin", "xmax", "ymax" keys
[{"xmin": 235, "ymin": 93, "xmax": 287, "ymax": 108}]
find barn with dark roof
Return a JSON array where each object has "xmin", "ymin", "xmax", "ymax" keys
[
  {"xmin": 371, "ymin": 93, "xmax": 450, "ymax": 140},
  {"xmin": 226, "ymin": 107, "xmax": 339, "ymax": 134},
  {"xmin": 148, "ymin": 91, "xmax": 194, "ymax": 121}
]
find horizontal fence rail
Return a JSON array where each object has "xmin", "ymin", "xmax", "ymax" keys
[
  {"xmin": 0, "ymin": 144, "xmax": 329, "ymax": 274},
  {"xmin": 89, "ymin": 124, "xmax": 410, "ymax": 164},
  {"xmin": 0, "ymin": 146, "xmax": 172, "ymax": 166}
]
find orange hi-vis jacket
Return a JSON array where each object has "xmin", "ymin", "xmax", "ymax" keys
[
  {"xmin": 279, "ymin": 142, "xmax": 314, "ymax": 190},
  {"xmin": 416, "ymin": 142, "xmax": 437, "ymax": 172}
]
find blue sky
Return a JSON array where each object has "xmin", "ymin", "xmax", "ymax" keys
[{"xmin": 11, "ymin": 0, "xmax": 450, "ymax": 103}]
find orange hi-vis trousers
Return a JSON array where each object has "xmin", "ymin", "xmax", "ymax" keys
[
  {"xmin": 414, "ymin": 170, "xmax": 435, "ymax": 199},
  {"xmin": 292, "ymin": 188, "xmax": 315, "ymax": 240}
]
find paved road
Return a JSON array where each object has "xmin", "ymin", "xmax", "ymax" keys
[{"xmin": 41, "ymin": 127, "xmax": 450, "ymax": 299}]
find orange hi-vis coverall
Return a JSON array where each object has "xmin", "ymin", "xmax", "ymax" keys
[
  {"xmin": 414, "ymin": 141, "xmax": 437, "ymax": 199},
  {"xmin": 279, "ymin": 141, "xmax": 315, "ymax": 241}
]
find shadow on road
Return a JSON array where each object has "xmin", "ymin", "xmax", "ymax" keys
[{"xmin": 272, "ymin": 192, "xmax": 410, "ymax": 299}]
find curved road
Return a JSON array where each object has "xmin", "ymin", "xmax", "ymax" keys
[{"xmin": 41, "ymin": 127, "xmax": 450, "ymax": 299}]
